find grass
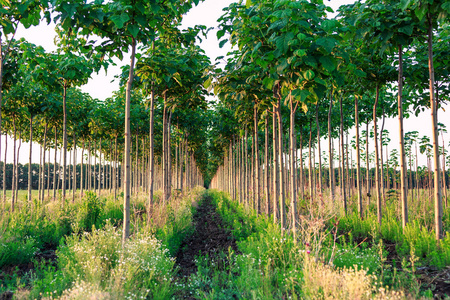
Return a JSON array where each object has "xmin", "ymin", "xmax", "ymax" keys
[{"xmin": 0, "ymin": 187, "xmax": 204, "ymax": 298}]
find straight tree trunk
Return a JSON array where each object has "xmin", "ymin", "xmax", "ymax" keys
[
  {"xmin": 373, "ymin": 83, "xmax": 382, "ymax": 225},
  {"xmin": 148, "ymin": 76, "xmax": 155, "ymax": 222},
  {"xmin": 53, "ymin": 128, "xmax": 57, "ymax": 201},
  {"xmin": 316, "ymin": 102, "xmax": 323, "ymax": 192},
  {"xmin": 265, "ymin": 113, "xmax": 270, "ymax": 215},
  {"xmin": 276, "ymin": 94, "xmax": 286, "ymax": 230},
  {"xmin": 328, "ymin": 89, "xmax": 334, "ymax": 201},
  {"xmin": 254, "ymin": 104, "xmax": 260, "ymax": 214},
  {"xmin": 11, "ymin": 118, "xmax": 17, "ymax": 211},
  {"xmin": 3, "ymin": 135, "xmax": 7, "ymax": 207},
  {"xmin": 73, "ymin": 133, "xmax": 76, "ymax": 202},
  {"xmin": 28, "ymin": 116, "xmax": 33, "ymax": 202},
  {"xmin": 289, "ymin": 96, "xmax": 298, "ymax": 240},
  {"xmin": 427, "ymin": 15, "xmax": 442, "ymax": 239},
  {"xmin": 398, "ymin": 44, "xmax": 409, "ymax": 229},
  {"xmin": 62, "ymin": 83, "xmax": 68, "ymax": 201},
  {"xmin": 123, "ymin": 37, "xmax": 136, "ymax": 243},
  {"xmin": 355, "ymin": 96, "xmax": 362, "ymax": 217}
]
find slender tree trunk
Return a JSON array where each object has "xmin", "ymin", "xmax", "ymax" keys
[
  {"xmin": 316, "ymin": 102, "xmax": 323, "ymax": 192},
  {"xmin": 398, "ymin": 44, "xmax": 408, "ymax": 229},
  {"xmin": 299, "ymin": 125, "xmax": 304, "ymax": 200},
  {"xmin": 328, "ymin": 89, "xmax": 334, "ymax": 201},
  {"xmin": 3, "ymin": 135, "xmax": 7, "ymax": 207},
  {"xmin": 254, "ymin": 104, "xmax": 260, "ymax": 214},
  {"xmin": 277, "ymin": 94, "xmax": 286, "ymax": 230},
  {"xmin": 308, "ymin": 121, "xmax": 314, "ymax": 201},
  {"xmin": 289, "ymin": 96, "xmax": 298, "ymax": 240},
  {"xmin": 53, "ymin": 128, "xmax": 57, "ymax": 201},
  {"xmin": 62, "ymin": 83, "xmax": 68, "ymax": 202},
  {"xmin": 11, "ymin": 118, "xmax": 17, "ymax": 211},
  {"xmin": 265, "ymin": 113, "xmax": 270, "ymax": 215},
  {"xmin": 15, "ymin": 130, "xmax": 21, "ymax": 204},
  {"xmin": 148, "ymin": 75, "xmax": 155, "ymax": 221},
  {"xmin": 380, "ymin": 110, "xmax": 386, "ymax": 202},
  {"xmin": 366, "ymin": 122, "xmax": 370, "ymax": 202},
  {"xmin": 28, "ymin": 116, "xmax": 33, "ymax": 202},
  {"xmin": 123, "ymin": 38, "xmax": 136, "ymax": 243},
  {"xmin": 73, "ymin": 134, "xmax": 76, "ymax": 202},
  {"xmin": 355, "ymin": 96, "xmax": 362, "ymax": 217},
  {"xmin": 427, "ymin": 15, "xmax": 442, "ymax": 239},
  {"xmin": 374, "ymin": 84, "xmax": 382, "ymax": 225}
]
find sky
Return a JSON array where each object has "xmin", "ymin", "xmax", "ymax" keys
[{"xmin": 3, "ymin": 0, "xmax": 449, "ymax": 168}]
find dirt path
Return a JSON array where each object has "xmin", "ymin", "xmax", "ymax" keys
[{"xmin": 175, "ymin": 192, "xmax": 238, "ymax": 277}]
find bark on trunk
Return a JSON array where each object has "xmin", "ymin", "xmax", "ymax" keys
[
  {"xmin": 398, "ymin": 44, "xmax": 409, "ymax": 229},
  {"xmin": 427, "ymin": 15, "xmax": 442, "ymax": 239},
  {"xmin": 123, "ymin": 37, "xmax": 136, "ymax": 243}
]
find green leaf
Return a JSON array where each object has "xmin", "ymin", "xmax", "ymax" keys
[
  {"xmin": 219, "ymin": 39, "xmax": 227, "ymax": 48},
  {"xmin": 415, "ymin": 5, "xmax": 427, "ymax": 21},
  {"xmin": 128, "ymin": 24, "xmax": 139, "ymax": 38},
  {"xmin": 110, "ymin": 13, "xmax": 130, "ymax": 29},
  {"xmin": 400, "ymin": 0, "xmax": 412, "ymax": 10},
  {"xmin": 246, "ymin": 0, "xmax": 253, "ymax": 8},
  {"xmin": 316, "ymin": 37, "xmax": 336, "ymax": 53},
  {"xmin": 275, "ymin": 32, "xmax": 294, "ymax": 54},
  {"xmin": 252, "ymin": 42, "xmax": 262, "ymax": 56},
  {"xmin": 277, "ymin": 59, "xmax": 289, "ymax": 74},
  {"xmin": 355, "ymin": 69, "xmax": 367, "ymax": 78},
  {"xmin": 294, "ymin": 49, "xmax": 306, "ymax": 57},
  {"xmin": 319, "ymin": 56, "xmax": 336, "ymax": 72},
  {"xmin": 303, "ymin": 70, "xmax": 315, "ymax": 80},
  {"xmin": 442, "ymin": 2, "xmax": 450, "ymax": 14},
  {"xmin": 398, "ymin": 25, "xmax": 413, "ymax": 36}
]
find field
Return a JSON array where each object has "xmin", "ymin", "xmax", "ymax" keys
[{"xmin": 0, "ymin": 186, "xmax": 449, "ymax": 299}]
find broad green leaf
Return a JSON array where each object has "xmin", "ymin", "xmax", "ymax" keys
[
  {"xmin": 442, "ymin": 2, "xmax": 450, "ymax": 13},
  {"xmin": 355, "ymin": 69, "xmax": 367, "ymax": 78},
  {"xmin": 252, "ymin": 42, "xmax": 262, "ymax": 55},
  {"xmin": 319, "ymin": 56, "xmax": 336, "ymax": 72},
  {"xmin": 277, "ymin": 58, "xmax": 289, "ymax": 74},
  {"xmin": 294, "ymin": 49, "xmax": 306, "ymax": 57},
  {"xmin": 303, "ymin": 70, "xmax": 315, "ymax": 80},
  {"xmin": 110, "ymin": 13, "xmax": 130, "ymax": 29},
  {"xmin": 415, "ymin": 5, "xmax": 427, "ymax": 21},
  {"xmin": 316, "ymin": 37, "xmax": 336, "ymax": 53},
  {"xmin": 219, "ymin": 39, "xmax": 227, "ymax": 48},
  {"xmin": 398, "ymin": 25, "xmax": 413, "ymax": 36},
  {"xmin": 400, "ymin": 0, "xmax": 412, "ymax": 10},
  {"xmin": 246, "ymin": 0, "xmax": 253, "ymax": 8},
  {"xmin": 128, "ymin": 24, "xmax": 139, "ymax": 38}
]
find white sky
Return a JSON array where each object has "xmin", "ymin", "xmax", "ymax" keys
[{"xmin": 3, "ymin": 0, "xmax": 449, "ymax": 168}]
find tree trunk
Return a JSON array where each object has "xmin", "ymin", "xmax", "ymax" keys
[
  {"xmin": 11, "ymin": 118, "xmax": 17, "ymax": 211},
  {"xmin": 73, "ymin": 133, "xmax": 76, "ymax": 202},
  {"xmin": 254, "ymin": 104, "xmax": 260, "ymax": 214},
  {"xmin": 398, "ymin": 44, "xmax": 409, "ymax": 230},
  {"xmin": 28, "ymin": 116, "xmax": 33, "ymax": 203},
  {"xmin": 380, "ymin": 110, "xmax": 386, "ymax": 202},
  {"xmin": 53, "ymin": 128, "xmax": 57, "ymax": 201},
  {"xmin": 427, "ymin": 15, "xmax": 442, "ymax": 239},
  {"xmin": 289, "ymin": 96, "xmax": 298, "ymax": 240},
  {"xmin": 355, "ymin": 96, "xmax": 362, "ymax": 217},
  {"xmin": 3, "ymin": 134, "xmax": 7, "ymax": 208},
  {"xmin": 123, "ymin": 37, "xmax": 136, "ymax": 243},
  {"xmin": 277, "ymin": 94, "xmax": 286, "ymax": 230},
  {"xmin": 373, "ymin": 83, "xmax": 382, "ymax": 225},
  {"xmin": 308, "ymin": 121, "xmax": 314, "ymax": 201},
  {"xmin": 316, "ymin": 102, "xmax": 323, "ymax": 192},
  {"xmin": 148, "ymin": 76, "xmax": 155, "ymax": 221},
  {"xmin": 328, "ymin": 89, "xmax": 334, "ymax": 201},
  {"xmin": 62, "ymin": 83, "xmax": 68, "ymax": 202},
  {"xmin": 265, "ymin": 113, "xmax": 270, "ymax": 215}
]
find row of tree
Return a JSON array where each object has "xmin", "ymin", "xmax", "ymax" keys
[{"xmin": 209, "ymin": 0, "xmax": 450, "ymax": 241}]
